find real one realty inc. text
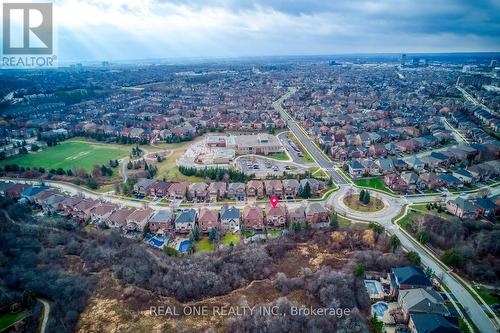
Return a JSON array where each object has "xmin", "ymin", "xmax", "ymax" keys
[{"xmin": 150, "ymin": 305, "xmax": 352, "ymax": 318}]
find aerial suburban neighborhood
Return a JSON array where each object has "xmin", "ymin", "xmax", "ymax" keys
[{"xmin": 0, "ymin": 2, "xmax": 499, "ymax": 331}]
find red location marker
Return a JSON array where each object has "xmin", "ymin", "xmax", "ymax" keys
[{"xmin": 270, "ymin": 196, "xmax": 279, "ymax": 207}]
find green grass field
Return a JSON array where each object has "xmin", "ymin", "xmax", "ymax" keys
[
  {"xmin": 195, "ymin": 238, "xmax": 215, "ymax": 253},
  {"xmin": 354, "ymin": 177, "xmax": 392, "ymax": 193},
  {"xmin": 222, "ymin": 233, "xmax": 240, "ymax": 246},
  {"xmin": 0, "ymin": 140, "xmax": 130, "ymax": 172},
  {"xmin": 266, "ymin": 152, "xmax": 290, "ymax": 161},
  {"xmin": 0, "ymin": 312, "xmax": 26, "ymax": 332}
]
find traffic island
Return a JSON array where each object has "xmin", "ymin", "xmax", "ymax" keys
[{"xmin": 342, "ymin": 193, "xmax": 385, "ymax": 213}]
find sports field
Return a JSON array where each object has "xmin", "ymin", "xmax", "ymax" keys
[{"xmin": 0, "ymin": 140, "xmax": 130, "ymax": 171}]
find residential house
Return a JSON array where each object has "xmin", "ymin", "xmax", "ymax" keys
[
  {"xmin": 208, "ymin": 182, "xmax": 227, "ymax": 202},
  {"xmin": 474, "ymin": 198, "xmax": 498, "ymax": 219},
  {"xmin": 401, "ymin": 172, "xmax": 426, "ymax": 193},
  {"xmin": 264, "ymin": 179, "xmax": 284, "ymax": 198},
  {"xmin": 452, "ymin": 169, "xmax": 475, "ymax": 185},
  {"xmin": 220, "ymin": 205, "xmax": 240, "ymax": 232},
  {"xmin": 419, "ymin": 172, "xmax": 443, "ymax": 190},
  {"xmin": 227, "ymin": 182, "xmax": 246, "ymax": 201},
  {"xmin": 174, "ymin": 209, "xmax": 197, "ymax": 234},
  {"xmin": 148, "ymin": 209, "xmax": 174, "ymax": 234},
  {"xmin": 300, "ymin": 178, "xmax": 322, "ymax": 196},
  {"xmin": 282, "ymin": 179, "xmax": 300, "ymax": 198},
  {"xmin": 305, "ymin": 203, "xmax": 329, "ymax": 224},
  {"xmin": 388, "ymin": 266, "xmax": 432, "ymax": 297},
  {"xmin": 348, "ymin": 160, "xmax": 366, "ymax": 178},
  {"xmin": 446, "ymin": 197, "xmax": 477, "ymax": 219},
  {"xmin": 91, "ymin": 203, "xmax": 118, "ymax": 224},
  {"xmin": 288, "ymin": 205, "xmax": 306, "ymax": 224},
  {"xmin": 246, "ymin": 180, "xmax": 264, "ymax": 198},
  {"xmin": 398, "ymin": 288, "xmax": 449, "ymax": 320},
  {"xmin": 242, "ymin": 205, "xmax": 264, "ymax": 230},
  {"xmin": 438, "ymin": 174, "xmax": 464, "ymax": 189},
  {"xmin": 406, "ymin": 156, "xmax": 425, "ymax": 172},
  {"xmin": 40, "ymin": 193, "xmax": 66, "ymax": 214},
  {"xmin": 198, "ymin": 207, "xmax": 220, "ymax": 233},
  {"xmin": 5, "ymin": 183, "xmax": 29, "ymax": 199},
  {"xmin": 20, "ymin": 186, "xmax": 49, "ymax": 202},
  {"xmin": 265, "ymin": 204, "xmax": 287, "ymax": 228},
  {"xmin": 408, "ymin": 314, "xmax": 460, "ymax": 333},
  {"xmin": 167, "ymin": 182, "xmax": 188, "ymax": 200},
  {"xmin": 72, "ymin": 199, "xmax": 100, "ymax": 223},
  {"xmin": 134, "ymin": 178, "xmax": 157, "ymax": 196},
  {"xmin": 0, "ymin": 182, "xmax": 15, "ymax": 196},
  {"xmin": 58, "ymin": 196, "xmax": 84, "ymax": 216},
  {"xmin": 107, "ymin": 208, "xmax": 135, "ymax": 229},
  {"xmin": 375, "ymin": 158, "xmax": 395, "ymax": 174},
  {"xmin": 149, "ymin": 181, "xmax": 172, "ymax": 197},
  {"xmin": 188, "ymin": 182, "xmax": 208, "ymax": 202},
  {"xmin": 385, "ymin": 173, "xmax": 408, "ymax": 192},
  {"xmin": 126, "ymin": 208, "xmax": 154, "ymax": 233}
]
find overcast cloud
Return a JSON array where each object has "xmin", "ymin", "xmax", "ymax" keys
[{"xmin": 52, "ymin": 0, "xmax": 500, "ymax": 61}]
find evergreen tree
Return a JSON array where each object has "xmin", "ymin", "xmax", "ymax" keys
[
  {"xmin": 359, "ymin": 189, "xmax": 366, "ymax": 203},
  {"xmin": 364, "ymin": 190, "xmax": 371, "ymax": 204}
]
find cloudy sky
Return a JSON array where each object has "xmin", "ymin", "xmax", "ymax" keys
[{"xmin": 52, "ymin": 0, "xmax": 500, "ymax": 62}]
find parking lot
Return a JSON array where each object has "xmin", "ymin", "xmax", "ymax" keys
[{"xmin": 236, "ymin": 156, "xmax": 307, "ymax": 178}]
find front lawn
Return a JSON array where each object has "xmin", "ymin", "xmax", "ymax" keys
[
  {"xmin": 222, "ymin": 233, "xmax": 241, "ymax": 246},
  {"xmin": 354, "ymin": 177, "xmax": 392, "ymax": 193},
  {"xmin": 195, "ymin": 238, "xmax": 215, "ymax": 253}
]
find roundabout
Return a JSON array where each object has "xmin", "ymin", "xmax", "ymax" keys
[{"xmin": 342, "ymin": 193, "xmax": 385, "ymax": 213}]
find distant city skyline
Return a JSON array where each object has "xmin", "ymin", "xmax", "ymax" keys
[{"xmin": 43, "ymin": 0, "xmax": 500, "ymax": 61}]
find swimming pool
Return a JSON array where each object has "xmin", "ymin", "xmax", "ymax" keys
[
  {"xmin": 364, "ymin": 280, "xmax": 384, "ymax": 299},
  {"xmin": 178, "ymin": 240, "xmax": 191, "ymax": 253},
  {"xmin": 148, "ymin": 237, "xmax": 165, "ymax": 248},
  {"xmin": 372, "ymin": 301, "xmax": 389, "ymax": 319}
]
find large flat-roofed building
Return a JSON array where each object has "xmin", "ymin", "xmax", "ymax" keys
[
  {"xmin": 234, "ymin": 134, "xmax": 283, "ymax": 155},
  {"xmin": 205, "ymin": 134, "xmax": 282, "ymax": 156}
]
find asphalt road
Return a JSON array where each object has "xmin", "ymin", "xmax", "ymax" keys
[{"xmin": 272, "ymin": 88, "xmax": 348, "ymax": 185}]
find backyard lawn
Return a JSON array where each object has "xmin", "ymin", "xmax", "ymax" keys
[
  {"xmin": 195, "ymin": 238, "xmax": 215, "ymax": 253},
  {"xmin": 222, "ymin": 233, "xmax": 240, "ymax": 246},
  {"xmin": 354, "ymin": 177, "xmax": 393, "ymax": 193},
  {"xmin": 0, "ymin": 139, "xmax": 130, "ymax": 171},
  {"xmin": 267, "ymin": 228, "xmax": 282, "ymax": 237}
]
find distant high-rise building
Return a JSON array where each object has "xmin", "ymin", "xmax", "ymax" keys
[
  {"xmin": 412, "ymin": 57, "xmax": 419, "ymax": 66},
  {"xmin": 401, "ymin": 54, "xmax": 407, "ymax": 65},
  {"xmin": 490, "ymin": 60, "xmax": 497, "ymax": 68}
]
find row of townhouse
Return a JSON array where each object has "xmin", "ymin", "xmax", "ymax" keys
[
  {"xmin": 1, "ymin": 182, "xmax": 331, "ymax": 236},
  {"xmin": 156, "ymin": 202, "xmax": 330, "ymax": 235},
  {"xmin": 133, "ymin": 178, "xmax": 325, "ymax": 202}
]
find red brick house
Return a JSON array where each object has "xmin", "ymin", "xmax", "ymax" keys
[
  {"xmin": 198, "ymin": 207, "xmax": 221, "ymax": 233},
  {"xmin": 242, "ymin": 205, "xmax": 264, "ymax": 230},
  {"xmin": 265, "ymin": 204, "xmax": 287, "ymax": 227}
]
